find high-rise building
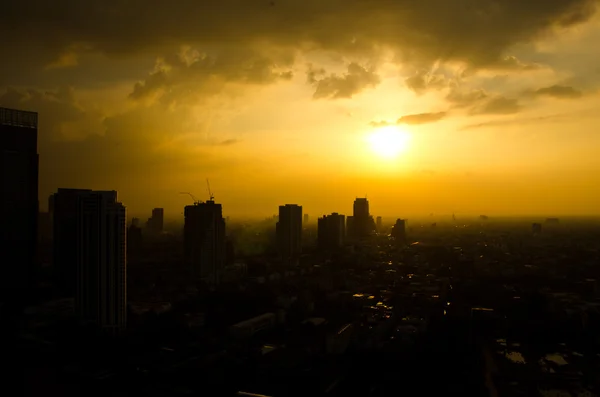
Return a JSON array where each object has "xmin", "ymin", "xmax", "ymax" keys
[
  {"xmin": 76, "ymin": 191, "xmax": 127, "ymax": 333},
  {"xmin": 376, "ymin": 216, "xmax": 382, "ymax": 232},
  {"xmin": 532, "ymin": 223, "xmax": 542, "ymax": 236},
  {"xmin": 184, "ymin": 200, "xmax": 226, "ymax": 284},
  {"xmin": 146, "ymin": 207, "xmax": 164, "ymax": 234},
  {"xmin": 318, "ymin": 213, "xmax": 345, "ymax": 250},
  {"xmin": 276, "ymin": 204, "xmax": 302, "ymax": 265},
  {"xmin": 303, "ymin": 213, "xmax": 309, "ymax": 224},
  {"xmin": 52, "ymin": 188, "xmax": 92, "ymax": 296},
  {"xmin": 0, "ymin": 107, "xmax": 39, "ymax": 301},
  {"xmin": 391, "ymin": 219, "xmax": 407, "ymax": 243},
  {"xmin": 346, "ymin": 216, "xmax": 355, "ymax": 239},
  {"xmin": 352, "ymin": 198, "xmax": 372, "ymax": 239}
]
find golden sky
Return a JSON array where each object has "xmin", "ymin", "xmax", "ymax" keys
[{"xmin": 2, "ymin": 0, "xmax": 600, "ymax": 219}]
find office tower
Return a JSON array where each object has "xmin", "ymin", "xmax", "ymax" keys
[
  {"xmin": 76, "ymin": 191, "xmax": 127, "ymax": 333},
  {"xmin": 376, "ymin": 216, "xmax": 382, "ymax": 232},
  {"xmin": 276, "ymin": 204, "xmax": 302, "ymax": 265},
  {"xmin": 52, "ymin": 188, "xmax": 92, "ymax": 296},
  {"xmin": 304, "ymin": 213, "xmax": 309, "ymax": 224},
  {"xmin": 346, "ymin": 216, "xmax": 355, "ymax": 239},
  {"xmin": 0, "ymin": 107, "xmax": 39, "ymax": 300},
  {"xmin": 391, "ymin": 219, "xmax": 407, "ymax": 243},
  {"xmin": 353, "ymin": 198, "xmax": 372, "ymax": 239},
  {"xmin": 127, "ymin": 219, "xmax": 143, "ymax": 260},
  {"xmin": 318, "ymin": 213, "xmax": 346, "ymax": 250},
  {"xmin": 532, "ymin": 223, "xmax": 542, "ymax": 236},
  {"xmin": 146, "ymin": 207, "xmax": 164, "ymax": 234},
  {"xmin": 184, "ymin": 200, "xmax": 226, "ymax": 284}
]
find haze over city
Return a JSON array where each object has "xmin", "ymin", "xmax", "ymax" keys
[{"xmin": 2, "ymin": 0, "xmax": 600, "ymax": 218}]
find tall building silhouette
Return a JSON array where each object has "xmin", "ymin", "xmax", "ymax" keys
[
  {"xmin": 318, "ymin": 213, "xmax": 345, "ymax": 250},
  {"xmin": 276, "ymin": 204, "xmax": 302, "ymax": 265},
  {"xmin": 391, "ymin": 219, "xmax": 407, "ymax": 244},
  {"xmin": 184, "ymin": 200, "xmax": 226, "ymax": 284},
  {"xmin": 376, "ymin": 216, "xmax": 382, "ymax": 232},
  {"xmin": 52, "ymin": 188, "xmax": 92, "ymax": 297},
  {"xmin": 76, "ymin": 191, "xmax": 127, "ymax": 333},
  {"xmin": 0, "ymin": 107, "xmax": 39, "ymax": 301},
  {"xmin": 146, "ymin": 207, "xmax": 164, "ymax": 234},
  {"xmin": 352, "ymin": 198, "xmax": 372, "ymax": 239}
]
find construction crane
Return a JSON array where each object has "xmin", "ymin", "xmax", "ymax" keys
[
  {"xmin": 206, "ymin": 178, "xmax": 214, "ymax": 201},
  {"xmin": 179, "ymin": 192, "xmax": 203, "ymax": 205}
]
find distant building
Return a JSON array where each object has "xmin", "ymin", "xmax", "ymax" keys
[
  {"xmin": 276, "ymin": 204, "xmax": 302, "ymax": 265},
  {"xmin": 545, "ymin": 218, "xmax": 560, "ymax": 224},
  {"xmin": 127, "ymin": 219, "xmax": 143, "ymax": 260},
  {"xmin": 318, "ymin": 213, "xmax": 346, "ymax": 250},
  {"xmin": 376, "ymin": 216, "xmax": 382, "ymax": 232},
  {"xmin": 52, "ymin": 188, "xmax": 92, "ymax": 297},
  {"xmin": 0, "ymin": 107, "xmax": 39, "ymax": 300},
  {"xmin": 184, "ymin": 200, "xmax": 226, "ymax": 284},
  {"xmin": 304, "ymin": 213, "xmax": 309, "ymax": 224},
  {"xmin": 346, "ymin": 216, "xmax": 355, "ymax": 239},
  {"xmin": 76, "ymin": 191, "xmax": 127, "ymax": 333},
  {"xmin": 146, "ymin": 207, "xmax": 164, "ymax": 234},
  {"xmin": 532, "ymin": 223, "xmax": 542, "ymax": 235},
  {"xmin": 391, "ymin": 219, "xmax": 407, "ymax": 243},
  {"xmin": 352, "ymin": 198, "xmax": 372, "ymax": 239}
]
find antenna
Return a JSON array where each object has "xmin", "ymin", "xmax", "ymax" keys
[
  {"xmin": 179, "ymin": 192, "xmax": 203, "ymax": 205},
  {"xmin": 206, "ymin": 178, "xmax": 214, "ymax": 201}
]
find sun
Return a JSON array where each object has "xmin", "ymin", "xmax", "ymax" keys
[{"xmin": 367, "ymin": 126, "xmax": 411, "ymax": 159}]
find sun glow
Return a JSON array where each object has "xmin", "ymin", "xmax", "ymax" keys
[{"xmin": 368, "ymin": 126, "xmax": 411, "ymax": 159}]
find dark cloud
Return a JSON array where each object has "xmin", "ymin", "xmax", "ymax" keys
[
  {"xmin": 130, "ymin": 47, "xmax": 294, "ymax": 105},
  {"xmin": 0, "ymin": 0, "xmax": 597, "ymax": 86},
  {"xmin": 398, "ymin": 112, "xmax": 447, "ymax": 125},
  {"xmin": 534, "ymin": 84, "xmax": 583, "ymax": 99},
  {"xmin": 369, "ymin": 111, "xmax": 447, "ymax": 127},
  {"xmin": 471, "ymin": 96, "xmax": 521, "ymax": 115},
  {"xmin": 310, "ymin": 63, "xmax": 380, "ymax": 99},
  {"xmin": 219, "ymin": 139, "xmax": 239, "ymax": 146},
  {"xmin": 405, "ymin": 71, "xmax": 448, "ymax": 94}
]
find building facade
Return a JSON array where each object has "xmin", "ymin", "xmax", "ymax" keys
[
  {"xmin": 0, "ymin": 107, "xmax": 39, "ymax": 300},
  {"xmin": 276, "ymin": 204, "xmax": 302, "ymax": 265},
  {"xmin": 184, "ymin": 200, "xmax": 226, "ymax": 284},
  {"xmin": 76, "ymin": 191, "xmax": 127, "ymax": 333},
  {"xmin": 318, "ymin": 213, "xmax": 346, "ymax": 250}
]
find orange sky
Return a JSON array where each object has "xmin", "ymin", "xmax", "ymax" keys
[{"xmin": 1, "ymin": 1, "xmax": 600, "ymax": 219}]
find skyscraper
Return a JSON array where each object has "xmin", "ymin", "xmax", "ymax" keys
[
  {"xmin": 317, "ymin": 213, "xmax": 345, "ymax": 250},
  {"xmin": 0, "ymin": 107, "xmax": 39, "ymax": 301},
  {"xmin": 352, "ymin": 198, "xmax": 372, "ymax": 239},
  {"xmin": 376, "ymin": 216, "xmax": 382, "ymax": 232},
  {"xmin": 276, "ymin": 204, "xmax": 302, "ymax": 265},
  {"xmin": 391, "ymin": 219, "xmax": 407, "ymax": 244},
  {"xmin": 76, "ymin": 191, "xmax": 127, "ymax": 333},
  {"xmin": 146, "ymin": 207, "xmax": 164, "ymax": 234},
  {"xmin": 184, "ymin": 200, "xmax": 226, "ymax": 284},
  {"xmin": 52, "ymin": 188, "xmax": 92, "ymax": 297}
]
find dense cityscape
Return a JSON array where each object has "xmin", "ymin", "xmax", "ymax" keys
[{"xmin": 3, "ymin": 106, "xmax": 600, "ymax": 396}]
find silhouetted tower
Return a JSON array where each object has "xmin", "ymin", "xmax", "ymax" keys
[
  {"xmin": 353, "ymin": 198, "xmax": 372, "ymax": 239},
  {"xmin": 184, "ymin": 200, "xmax": 226, "ymax": 284},
  {"xmin": 376, "ymin": 216, "xmax": 382, "ymax": 232},
  {"xmin": 318, "ymin": 213, "xmax": 345, "ymax": 250},
  {"xmin": 76, "ymin": 191, "xmax": 127, "ymax": 334},
  {"xmin": 0, "ymin": 107, "xmax": 39, "ymax": 302},
  {"xmin": 391, "ymin": 219, "xmax": 407, "ymax": 244},
  {"xmin": 304, "ymin": 213, "xmax": 309, "ymax": 224},
  {"xmin": 146, "ymin": 207, "xmax": 164, "ymax": 234},
  {"xmin": 276, "ymin": 204, "xmax": 302, "ymax": 265},
  {"xmin": 52, "ymin": 188, "xmax": 92, "ymax": 297}
]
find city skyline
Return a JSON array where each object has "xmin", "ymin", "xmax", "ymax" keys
[{"xmin": 1, "ymin": 2, "xmax": 600, "ymax": 217}]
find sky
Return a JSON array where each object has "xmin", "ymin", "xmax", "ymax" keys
[{"xmin": 2, "ymin": 0, "xmax": 600, "ymax": 219}]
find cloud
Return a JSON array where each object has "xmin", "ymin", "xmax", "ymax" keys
[
  {"xmin": 1, "ymin": 0, "xmax": 597, "ymax": 88},
  {"xmin": 130, "ymin": 47, "xmax": 294, "ymax": 105},
  {"xmin": 219, "ymin": 139, "xmax": 239, "ymax": 146},
  {"xmin": 310, "ymin": 63, "xmax": 380, "ymax": 99},
  {"xmin": 471, "ymin": 96, "xmax": 521, "ymax": 115},
  {"xmin": 460, "ymin": 114, "xmax": 565, "ymax": 131},
  {"xmin": 534, "ymin": 84, "xmax": 583, "ymax": 99},
  {"xmin": 447, "ymin": 88, "xmax": 489, "ymax": 108},
  {"xmin": 397, "ymin": 112, "xmax": 447, "ymax": 125},
  {"xmin": 369, "ymin": 111, "xmax": 447, "ymax": 127},
  {"xmin": 405, "ymin": 71, "xmax": 448, "ymax": 94}
]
